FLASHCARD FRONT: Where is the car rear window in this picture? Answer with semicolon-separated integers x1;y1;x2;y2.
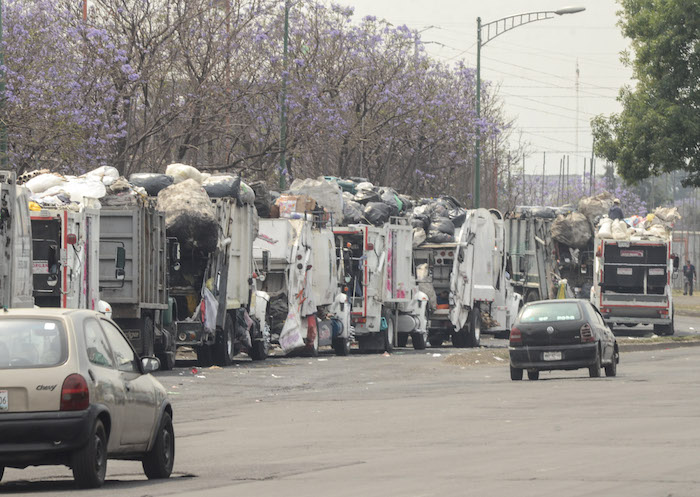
520;302;582;323
0;319;67;369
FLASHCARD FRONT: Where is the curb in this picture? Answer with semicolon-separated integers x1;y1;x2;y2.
619;340;700;353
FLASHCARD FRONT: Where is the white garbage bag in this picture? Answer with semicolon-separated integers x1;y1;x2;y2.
26;173;66;194
278;309;305;354
166;163;204;184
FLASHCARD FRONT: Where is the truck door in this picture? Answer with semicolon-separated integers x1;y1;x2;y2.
384;223;413;303
31;218;62;307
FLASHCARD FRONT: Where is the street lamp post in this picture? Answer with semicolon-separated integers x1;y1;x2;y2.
474;7;585;209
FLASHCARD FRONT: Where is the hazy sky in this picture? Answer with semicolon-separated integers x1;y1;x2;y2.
337;0;633;177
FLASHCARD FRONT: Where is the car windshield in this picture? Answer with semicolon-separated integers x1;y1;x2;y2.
520;302;582;323
0;318;67;369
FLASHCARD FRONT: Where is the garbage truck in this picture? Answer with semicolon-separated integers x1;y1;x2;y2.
591;233;677;335
415;208;521;347
169;197;270;366
253;212;353;356
0;171;33;309
333;218;428;352
30;198;115;313
98;196;177;369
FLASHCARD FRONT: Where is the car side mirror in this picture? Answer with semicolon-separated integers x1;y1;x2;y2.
141;356;160;374
115;247;126;281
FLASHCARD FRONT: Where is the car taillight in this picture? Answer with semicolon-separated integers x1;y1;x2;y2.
60;374;89;411
509;327;522;345
580;323;594;343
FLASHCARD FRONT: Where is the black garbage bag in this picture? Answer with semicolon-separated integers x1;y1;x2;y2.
409;213;430;230
363;202;393;226
448;208;467;228
426;230;455;243
249;180;272;218
343;200;364;225
380;188;402;216
129;173;174;196
354;188;381;205
429;216;455;236
440;195;462;210
398;195;413;212
427;202;450;220
202;175;241;199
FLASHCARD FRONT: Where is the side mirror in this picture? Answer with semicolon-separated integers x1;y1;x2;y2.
673;256;680;270
141;356;160;374
169;239;181;272
115;246;126;281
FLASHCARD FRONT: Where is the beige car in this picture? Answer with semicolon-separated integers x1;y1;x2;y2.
0;308;174;488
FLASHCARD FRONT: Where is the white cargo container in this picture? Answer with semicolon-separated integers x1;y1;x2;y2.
253;214;352;356
0;171;33;309
334;219;428;352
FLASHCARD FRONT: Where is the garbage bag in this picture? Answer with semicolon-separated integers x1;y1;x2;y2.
578;192;614;224
26;173;66;194
166;163;204;184
239;180;255;205
279;309;305;354
363;202;393;226
551;212;592;249
380;188;402;215
157;179;219;253
597;217;613;239
288;177;344;221
202;175;241;199
398;195;413;212
343;199;364;225
410;214;430;230
354;188;381;205
129;173;174;196
611;219;628;240
652;206;681;225
62;178;107;202
426;230;455;243
429;217;455;236
448;208;467;228
413;227;427;247
84;166;119;186
249;180;272;217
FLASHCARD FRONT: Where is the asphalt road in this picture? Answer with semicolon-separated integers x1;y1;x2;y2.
3;339;700;497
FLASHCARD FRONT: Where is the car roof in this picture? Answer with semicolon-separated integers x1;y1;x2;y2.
525;299;587;305
0;308;98;319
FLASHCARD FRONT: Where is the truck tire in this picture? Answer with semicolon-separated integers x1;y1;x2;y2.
468;311;481;348
524;290;540;303
158;350;176;371
429;337;443;348
195;344;213;367
214;313;236;367
382;312;395;353
142;314;155;357
333;337;351;356
653;314;674;336
249;340;268;361
397;333;408;347
452;330;468;348
411;332;426;350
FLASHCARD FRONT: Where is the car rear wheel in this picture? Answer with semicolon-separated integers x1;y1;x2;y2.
589;348;602;378
142;412;175;479
510;366;523;381
605;348;618;377
527;370;540;381
71;419;108;489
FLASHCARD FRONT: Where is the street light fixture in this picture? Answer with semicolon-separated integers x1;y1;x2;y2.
473;6;585;208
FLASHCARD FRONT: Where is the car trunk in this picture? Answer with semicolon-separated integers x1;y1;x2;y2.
518;320;583;347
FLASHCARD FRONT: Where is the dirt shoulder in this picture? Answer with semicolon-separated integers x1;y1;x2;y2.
672;292;700;317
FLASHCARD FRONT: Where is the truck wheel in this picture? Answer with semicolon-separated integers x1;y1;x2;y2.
382;315;395;353
158;350;176;371
195;344;213;367
333;337;351;356
429;337;443;348
249;341;268;361
524;290;540;303
71;419;108;488
214;314;235;366
142;315;155;357
397;333;408;347
468;311;481;348
411;332;426;350
452;331;468;348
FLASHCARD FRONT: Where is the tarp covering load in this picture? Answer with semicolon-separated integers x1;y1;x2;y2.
288;177;344;221
578;192;614;225
157;179;218;253
551;212;593;249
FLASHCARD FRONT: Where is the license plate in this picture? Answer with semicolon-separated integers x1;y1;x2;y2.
0;390;8;411
543;351;562;361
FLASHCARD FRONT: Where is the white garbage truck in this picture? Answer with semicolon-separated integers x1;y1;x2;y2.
448;209;522;346
98;196;177;368
170;198;270;365
591;233;676;335
333;218;428;352
253;213;353;356
0;171;33;309
29;198;115;313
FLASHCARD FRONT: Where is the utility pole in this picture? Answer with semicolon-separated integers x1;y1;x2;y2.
278;0;290;190
0;0;7;169
541;151;546;205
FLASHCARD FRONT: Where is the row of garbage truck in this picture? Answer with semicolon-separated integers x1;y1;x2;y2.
1;167;680;367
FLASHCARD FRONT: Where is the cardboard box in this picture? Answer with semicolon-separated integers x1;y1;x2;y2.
275;194;317;218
